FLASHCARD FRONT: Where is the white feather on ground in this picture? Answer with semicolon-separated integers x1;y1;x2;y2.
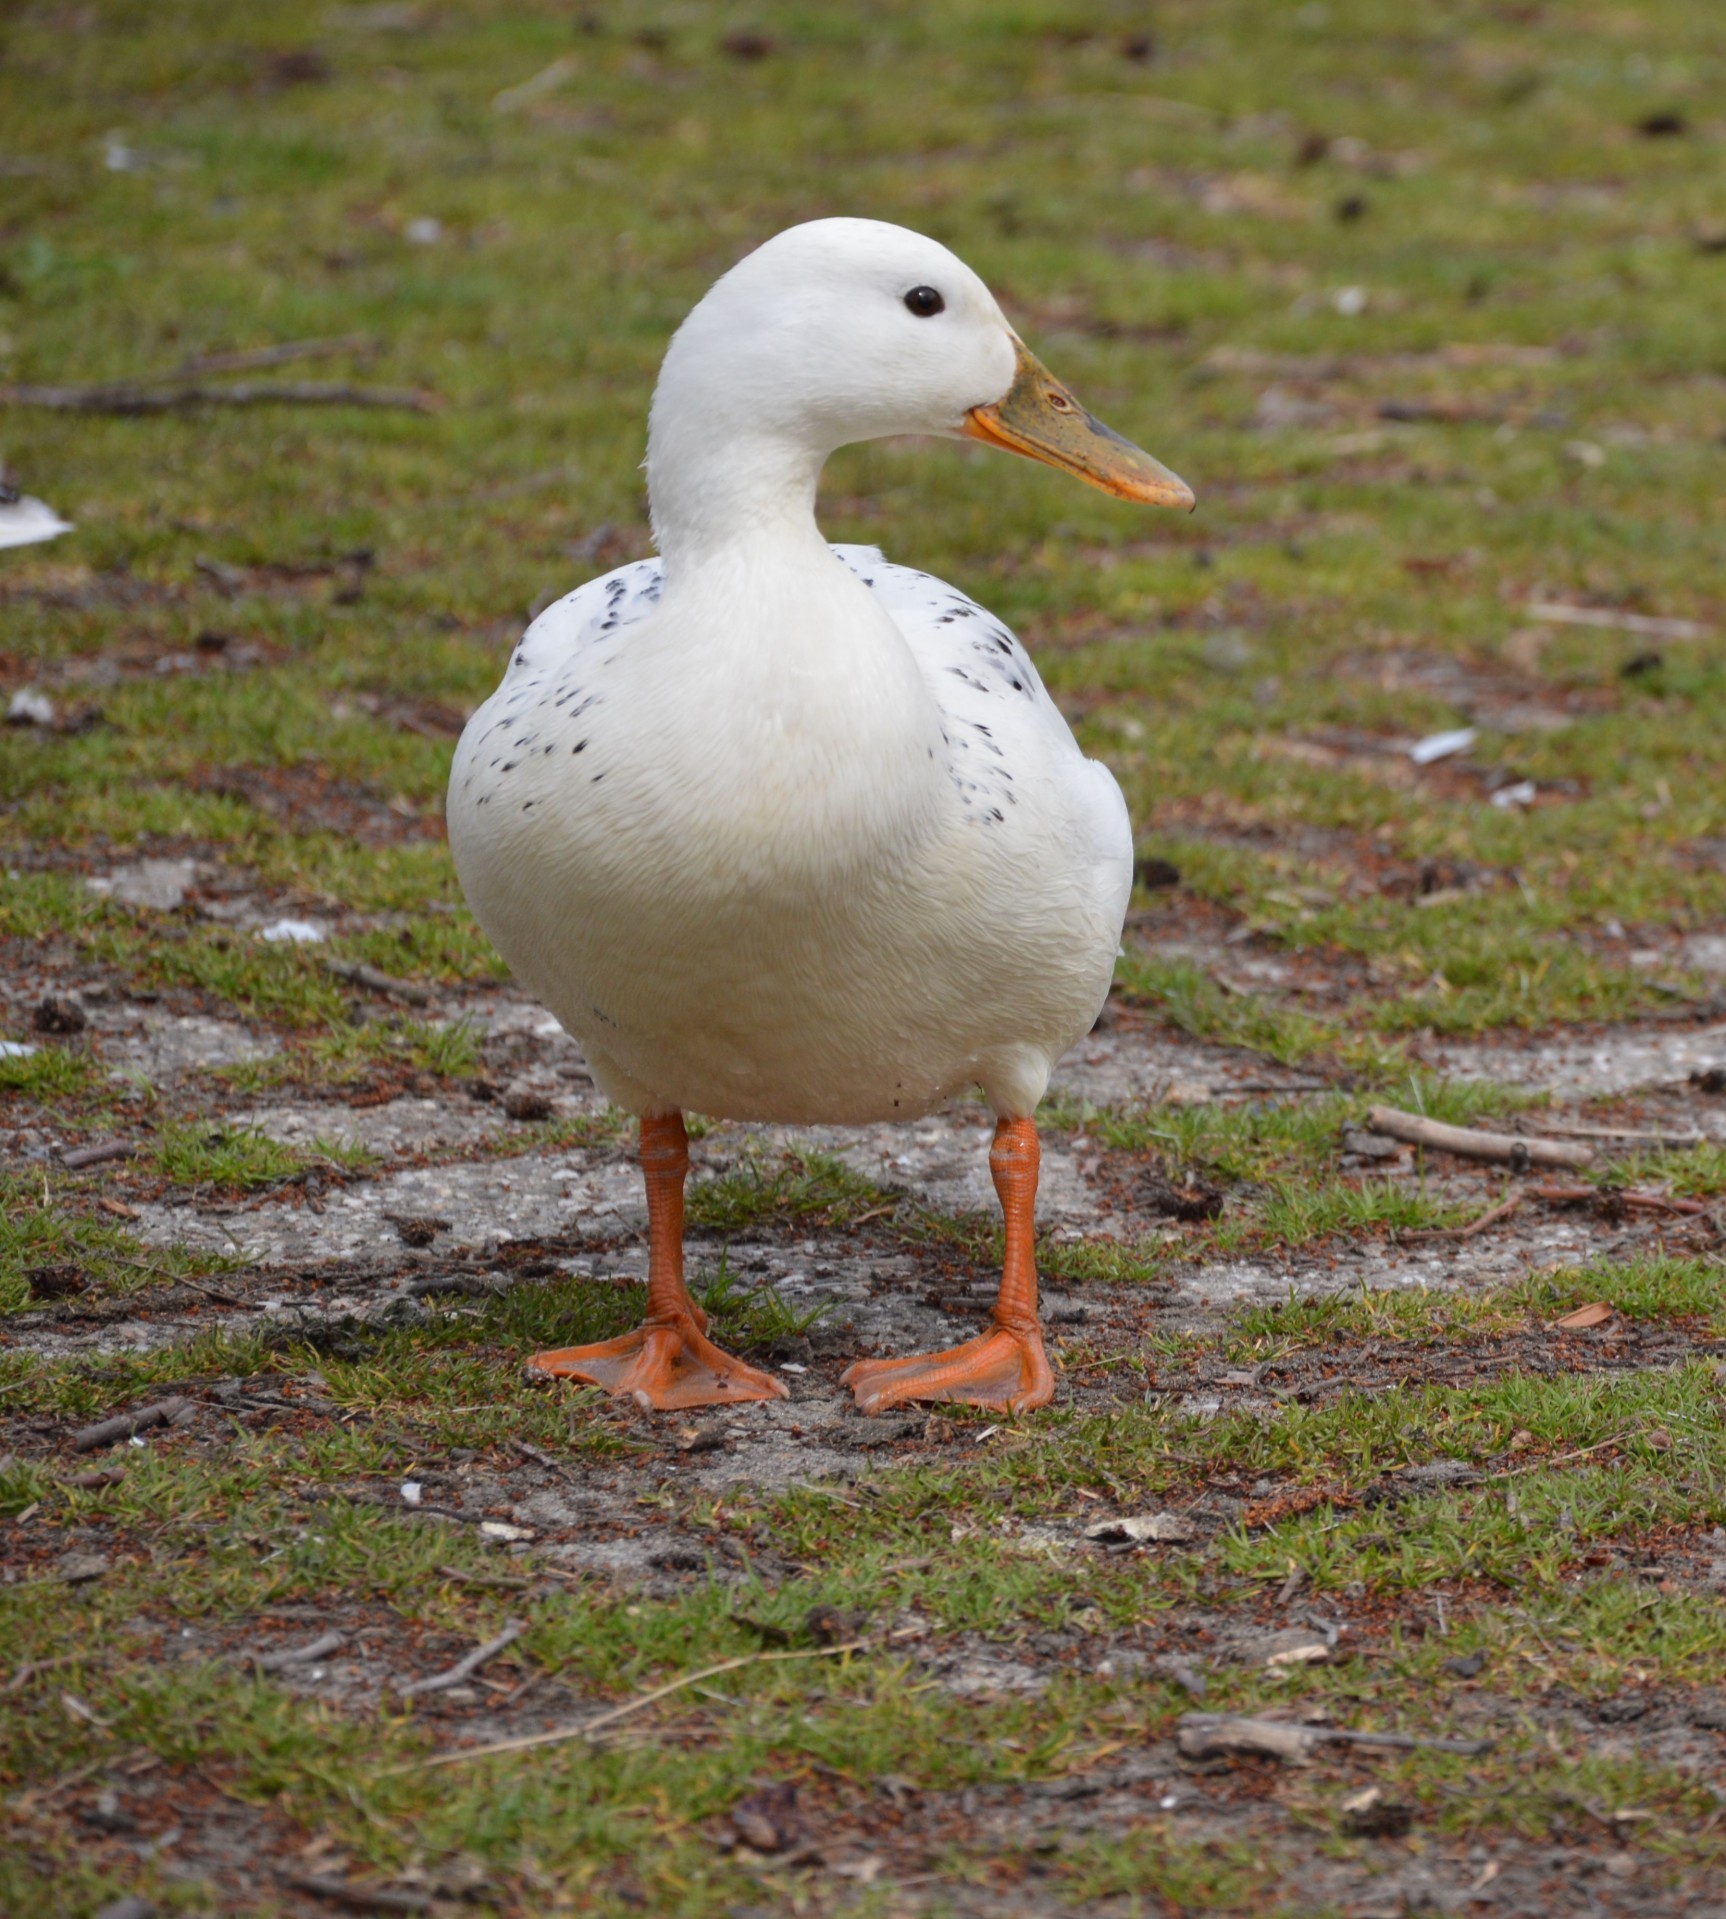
0;487;73;551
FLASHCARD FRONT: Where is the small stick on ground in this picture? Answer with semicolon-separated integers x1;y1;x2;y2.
252;1631;345;1674
323;957;435;1005
58;1140;136;1170
0;379;437;415
1488;1432;1635;1480
389;1630;919;1772
1525;600;1712;642
1367;1106;1593;1169
511;1438;566;1473
277;1873;432;1914
1326;1726;1494;1754
436;1563;532;1591
1532;1182;1708;1215
1538;1122;1707;1148
172;335;376;379
4;1653;84;1695
398;1621;525;1699
71;1396;193;1453
1178;1712;1492;1763
174;1272;248;1306
1405;1194;1522;1241
66;1466;125;1490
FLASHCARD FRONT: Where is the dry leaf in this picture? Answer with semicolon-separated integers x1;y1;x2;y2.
1552;1301;1612;1330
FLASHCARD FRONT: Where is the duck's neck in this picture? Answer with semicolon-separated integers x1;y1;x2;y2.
646;415;832;580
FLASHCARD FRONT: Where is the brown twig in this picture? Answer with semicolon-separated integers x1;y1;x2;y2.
252;1630;345;1674
435;1563;532;1591
1404;1193;1522;1241
0;380;436;415
1323;1725;1494;1755
58;1139;135;1170
323;957;434;1005
388;1631;915;1773
1487;1433;1636;1481
171;335;376;379
173;1272;248;1306
1532;1182;1707;1215
278;1874;432;1914
4;1653;83;1695
1525;601;1711;642
71;1396;193;1453
1537;1122;1707;1148
1178;1711;1492;1763
398;1621;525;1699
1366;1105;1593;1169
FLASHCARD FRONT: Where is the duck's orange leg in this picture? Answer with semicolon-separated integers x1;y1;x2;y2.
843;1117;1053;1415
527;1113;788;1412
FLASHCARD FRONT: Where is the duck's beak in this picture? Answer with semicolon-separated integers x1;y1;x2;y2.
961;337;1195;510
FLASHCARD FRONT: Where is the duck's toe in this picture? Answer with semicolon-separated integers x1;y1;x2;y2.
842;1322;1053;1415
529;1322;787;1412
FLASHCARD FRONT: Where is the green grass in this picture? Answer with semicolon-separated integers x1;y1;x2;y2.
7;0;1726;1909
1;0;1722;1048
0;1173;246;1315
0;1041;100;1102
1228;1253;1726;1354
686;1148;898;1236
147;1118;372;1190
9;1281;1726;1913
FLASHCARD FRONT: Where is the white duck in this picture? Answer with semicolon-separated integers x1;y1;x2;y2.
448;218;1192;1415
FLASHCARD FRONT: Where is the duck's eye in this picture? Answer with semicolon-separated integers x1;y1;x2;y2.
903;285;945;318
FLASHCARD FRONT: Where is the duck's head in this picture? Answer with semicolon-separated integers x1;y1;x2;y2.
647;218;1192;556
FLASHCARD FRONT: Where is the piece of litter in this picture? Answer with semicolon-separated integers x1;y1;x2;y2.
0;1039;39;1059
1178;1713;1320;1764
252;1629;345;1673
1084;1511;1196;1545
1178;1712;1490;1765
480;1520;534;1543
1551;1301;1613;1330
6;687;56;726
405;216;443;244
400;1481;423;1507
87;858;197;911
1340;1786;1413;1838
1235;1628;1333;1668
257;918;325;944
492;54;581;113
778;1362;807;1374
1409;727;1476;765
1332;285;1368;316
1159;1794;1180;1810
1490;780;1537;810
0;491;73;552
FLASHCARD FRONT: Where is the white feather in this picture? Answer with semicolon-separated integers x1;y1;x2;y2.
0;492;72;552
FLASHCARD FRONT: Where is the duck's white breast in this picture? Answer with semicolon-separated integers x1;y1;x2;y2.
448;546;1130;1122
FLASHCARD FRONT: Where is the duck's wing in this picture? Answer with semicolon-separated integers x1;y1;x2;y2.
502;557;666;681
831;542;1131;868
